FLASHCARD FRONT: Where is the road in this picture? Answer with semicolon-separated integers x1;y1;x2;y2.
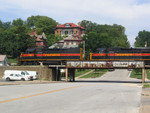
0;69;142;113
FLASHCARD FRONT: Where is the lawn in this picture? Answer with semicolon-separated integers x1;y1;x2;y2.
130;69;142;79
143;83;150;88
75;69;92;77
130;69;150;80
146;69;150;79
81;69;108;78
8;57;17;64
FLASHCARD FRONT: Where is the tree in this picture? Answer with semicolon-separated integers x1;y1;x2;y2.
27;15;57;35
134;30;150;47
0;20;3;32
0;18;35;58
12;18;24;26
47;34;64;47
80;20;130;53
80;20;97;33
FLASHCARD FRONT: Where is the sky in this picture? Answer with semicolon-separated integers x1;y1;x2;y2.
0;0;150;47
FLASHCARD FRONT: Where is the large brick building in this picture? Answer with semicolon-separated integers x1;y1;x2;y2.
50;23;85;48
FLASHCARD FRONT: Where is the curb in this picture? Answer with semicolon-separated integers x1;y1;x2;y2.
0;80;66;86
140;88;150;113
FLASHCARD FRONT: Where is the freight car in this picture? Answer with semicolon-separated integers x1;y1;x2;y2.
19;48;83;65
90;47;150;64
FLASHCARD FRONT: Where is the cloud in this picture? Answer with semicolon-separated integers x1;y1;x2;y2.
1;0;150;46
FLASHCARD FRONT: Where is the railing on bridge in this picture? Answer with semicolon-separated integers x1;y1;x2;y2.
66;61;144;69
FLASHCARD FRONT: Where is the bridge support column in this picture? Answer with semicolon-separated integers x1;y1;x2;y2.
68;69;75;82
65;68;68;82
69;71;72;82
73;69;75;82
65;68;75;82
142;62;145;83
56;66;61;81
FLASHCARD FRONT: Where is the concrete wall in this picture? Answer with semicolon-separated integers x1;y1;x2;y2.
0;66;54;81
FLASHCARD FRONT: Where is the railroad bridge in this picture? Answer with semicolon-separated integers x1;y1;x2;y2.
48;60;148;83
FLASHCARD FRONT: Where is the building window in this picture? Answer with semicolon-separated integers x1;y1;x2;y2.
65;24;71;27
65;31;68;35
70;31;72;35
41;42;43;45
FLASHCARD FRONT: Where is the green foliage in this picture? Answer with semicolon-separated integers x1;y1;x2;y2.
12;18;24;26
80;20;130;53
47;34;64;47
0;16;58;59
130;69;142;79
8;57;17;63
81;69;107;78
143;83;150;88
75;69;92;77
0;17;131;60
27;15;57;35
81;72;104;78
146;69;150;79
134;30;150;47
0;18;35;58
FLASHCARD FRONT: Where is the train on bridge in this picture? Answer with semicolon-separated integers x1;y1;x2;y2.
18;47;150;65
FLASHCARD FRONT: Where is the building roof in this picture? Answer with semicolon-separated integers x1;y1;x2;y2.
35;32;47;40
29;29;47;40
0;55;6;62
56;23;85;30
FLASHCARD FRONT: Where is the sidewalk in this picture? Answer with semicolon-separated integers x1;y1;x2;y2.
140;88;150;113
0;80;65;86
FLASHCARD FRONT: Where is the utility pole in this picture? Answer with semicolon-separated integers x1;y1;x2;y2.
83;40;85;58
145;41;147;47
39;62;43;83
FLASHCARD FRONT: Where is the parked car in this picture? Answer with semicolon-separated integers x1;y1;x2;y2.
128;69;133;71
108;69;115;71
27;71;38;80
4;70;33;80
2;73;31;81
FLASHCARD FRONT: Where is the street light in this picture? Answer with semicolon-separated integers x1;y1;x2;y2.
16;34;19;57
83;37;87;59
145;41;147;47
83;40;85;58
39;62;43;83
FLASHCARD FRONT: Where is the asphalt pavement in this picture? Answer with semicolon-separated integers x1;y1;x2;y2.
0;69;143;113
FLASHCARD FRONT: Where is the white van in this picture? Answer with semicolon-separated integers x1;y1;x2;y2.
27;71;38;80
4;70;33;80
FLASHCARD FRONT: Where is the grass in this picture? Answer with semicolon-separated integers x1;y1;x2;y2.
75;69;92;77
130;69;142;79
146;69;150;79
8;57;17;64
81;69;108;78
143;83;150;88
130;69;150;80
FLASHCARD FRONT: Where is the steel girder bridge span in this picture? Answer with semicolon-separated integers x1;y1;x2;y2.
49;60;148;83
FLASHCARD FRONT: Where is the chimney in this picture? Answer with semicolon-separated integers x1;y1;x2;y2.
78;22;81;26
32;28;35;33
56;22;59;26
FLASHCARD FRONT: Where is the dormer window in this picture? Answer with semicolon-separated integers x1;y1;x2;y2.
65;24;71;27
